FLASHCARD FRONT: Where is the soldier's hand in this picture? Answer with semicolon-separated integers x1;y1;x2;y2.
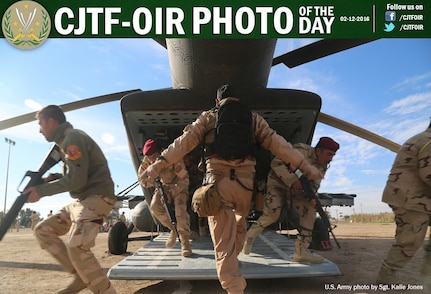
148;159;169;178
138;170;150;184
24;187;41;203
292;180;303;191
43;173;58;183
309;199;317;208
300;161;322;180
140;157;151;170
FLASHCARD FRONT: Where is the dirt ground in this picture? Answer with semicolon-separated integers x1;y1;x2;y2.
0;222;429;294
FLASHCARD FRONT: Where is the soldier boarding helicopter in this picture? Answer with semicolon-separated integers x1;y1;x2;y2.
1;38;406;281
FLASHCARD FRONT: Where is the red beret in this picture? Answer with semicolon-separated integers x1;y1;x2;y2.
316;137;340;152
143;139;160;156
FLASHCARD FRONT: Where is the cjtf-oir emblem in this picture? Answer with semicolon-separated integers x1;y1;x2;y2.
2;0;51;49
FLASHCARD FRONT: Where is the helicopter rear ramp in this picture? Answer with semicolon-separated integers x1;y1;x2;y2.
107;230;341;280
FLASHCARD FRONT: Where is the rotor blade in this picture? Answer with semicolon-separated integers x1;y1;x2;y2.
0;89;141;131
153;38;167;48
272;39;377;68
318;112;400;153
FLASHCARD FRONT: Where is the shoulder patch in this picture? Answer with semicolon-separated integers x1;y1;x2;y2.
65;145;82;160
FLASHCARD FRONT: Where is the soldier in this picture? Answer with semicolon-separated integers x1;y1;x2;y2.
243;137;339;263
138;139;192;257
376;119;431;288
140;85;321;294
24;105;117;294
119;211;126;222
31;211;39;230
9;219;16;233
15;217;20;232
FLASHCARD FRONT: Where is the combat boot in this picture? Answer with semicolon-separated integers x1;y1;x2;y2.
166;230;177;248
376;264;397;284
293;237;324;264
181;237;192;257
56;274;87;294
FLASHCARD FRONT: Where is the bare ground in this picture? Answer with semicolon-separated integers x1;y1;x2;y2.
0;222;428;294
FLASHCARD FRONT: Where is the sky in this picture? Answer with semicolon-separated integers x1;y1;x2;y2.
0;38;430;221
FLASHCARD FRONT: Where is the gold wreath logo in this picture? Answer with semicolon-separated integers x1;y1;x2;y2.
2;0;51;49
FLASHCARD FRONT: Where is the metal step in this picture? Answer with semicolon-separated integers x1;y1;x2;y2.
108;230;341;280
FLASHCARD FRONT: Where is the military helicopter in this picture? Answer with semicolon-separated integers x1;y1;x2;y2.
0;38;400;281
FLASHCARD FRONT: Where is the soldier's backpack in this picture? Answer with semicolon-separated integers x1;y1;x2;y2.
207;100;255;160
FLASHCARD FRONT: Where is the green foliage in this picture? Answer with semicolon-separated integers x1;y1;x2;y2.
349;212;394;223
18;208;40;228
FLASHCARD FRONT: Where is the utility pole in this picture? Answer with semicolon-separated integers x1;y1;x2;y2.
3;137;16;220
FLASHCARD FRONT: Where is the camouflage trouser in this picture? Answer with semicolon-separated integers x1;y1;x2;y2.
423;236;431;292
150;186;191;240
248;176;316;247
34;195;115;293
382;207;429;271
207;171;253;294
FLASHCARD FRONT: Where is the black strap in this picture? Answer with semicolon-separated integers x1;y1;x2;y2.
229;169;254;192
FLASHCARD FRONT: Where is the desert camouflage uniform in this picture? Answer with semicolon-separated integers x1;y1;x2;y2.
119;213;126;222
377;126;431;286
245;144;327;261
141;158;192;252
34;122;116;293
423;233;431;292
31;212;40;230
184;153;206;235
143;97;314;294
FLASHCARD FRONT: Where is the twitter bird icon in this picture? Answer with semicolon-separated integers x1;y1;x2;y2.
384;23;395;32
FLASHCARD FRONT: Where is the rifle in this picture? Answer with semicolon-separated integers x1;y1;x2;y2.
0;144;62;241
154;178;180;243
293;169;341;249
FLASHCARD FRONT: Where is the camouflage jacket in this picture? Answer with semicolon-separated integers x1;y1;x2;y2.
270;143;327;195
35;122;115;201
139;157;190;195
382;127;431;214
